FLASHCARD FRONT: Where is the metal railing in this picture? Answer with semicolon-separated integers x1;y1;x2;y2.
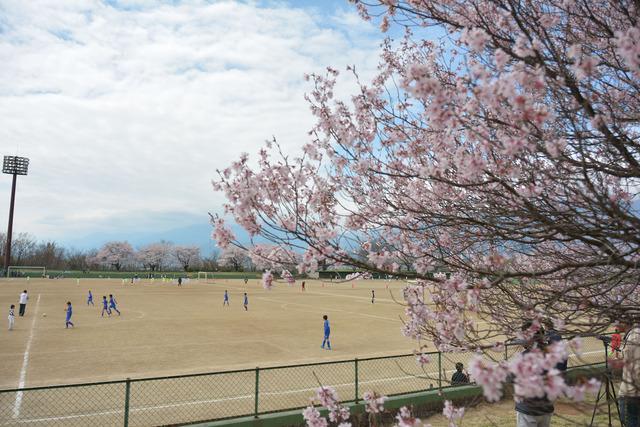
0;336;608;426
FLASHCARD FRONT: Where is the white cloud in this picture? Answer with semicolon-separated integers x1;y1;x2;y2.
0;0;381;243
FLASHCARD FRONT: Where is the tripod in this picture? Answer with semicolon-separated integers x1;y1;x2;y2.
590;340;622;426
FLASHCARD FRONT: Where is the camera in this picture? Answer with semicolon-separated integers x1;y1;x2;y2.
597;335;612;344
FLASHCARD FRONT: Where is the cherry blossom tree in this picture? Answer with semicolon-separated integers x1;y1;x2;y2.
249;244;302;272
137;242;172;271
219;246;251;271
93;241;134;271
214;0;640;417
173;245;201;272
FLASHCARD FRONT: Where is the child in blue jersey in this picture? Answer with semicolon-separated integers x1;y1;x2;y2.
87;290;94;306
243;293;248;311
101;296;111;317
321;315;331;350
65;302;74;328
109;294;121;316
223;290;230;306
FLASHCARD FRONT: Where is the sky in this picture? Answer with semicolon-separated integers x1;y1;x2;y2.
0;0;386;253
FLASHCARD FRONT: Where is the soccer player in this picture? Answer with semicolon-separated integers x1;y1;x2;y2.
178;277;182;286
18;290;28;316
321;315;331;350
8;304;15;331
244;277;248;285
223;290;230;306
109;294;121;316
87;290;94;306
301;281;306;292
371;290;375;304
101;296;111;317
243;293;248;311
65;302;74;328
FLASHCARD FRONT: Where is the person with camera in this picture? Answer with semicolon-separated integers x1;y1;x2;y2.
619;321;640;427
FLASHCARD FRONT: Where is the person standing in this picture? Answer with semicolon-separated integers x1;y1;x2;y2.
18;290;28;316
65;302;74;328
619;322;640;427
515;322;554;427
371;290;375;304
612;328;623;359
8;305;15;331
243;293;248;311
223;290;230;306
301;281;306;292
178;277;182;286
321;315;331;350
87;290;94;306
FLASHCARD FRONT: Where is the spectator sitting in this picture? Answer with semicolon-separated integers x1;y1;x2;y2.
451;362;470;386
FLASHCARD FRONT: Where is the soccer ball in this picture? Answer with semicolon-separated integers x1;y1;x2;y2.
42;313;46;317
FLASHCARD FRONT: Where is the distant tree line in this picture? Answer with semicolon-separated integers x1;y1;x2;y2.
0;233;299;273
0;233;222;272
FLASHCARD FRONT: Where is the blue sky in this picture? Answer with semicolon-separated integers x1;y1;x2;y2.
0;0;388;253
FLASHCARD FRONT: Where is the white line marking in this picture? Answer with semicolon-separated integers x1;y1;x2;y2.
13;294;40;419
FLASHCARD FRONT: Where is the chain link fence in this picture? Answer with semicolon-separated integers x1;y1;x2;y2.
0;335;608;426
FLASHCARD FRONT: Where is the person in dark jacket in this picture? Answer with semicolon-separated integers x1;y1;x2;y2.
451;362;470;386
515;321;554;427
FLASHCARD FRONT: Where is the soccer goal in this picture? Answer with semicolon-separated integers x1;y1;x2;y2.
196;271;214;283
7;266;47;278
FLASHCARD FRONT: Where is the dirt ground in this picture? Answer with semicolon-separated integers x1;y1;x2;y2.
0;277;607;426
0;277;419;387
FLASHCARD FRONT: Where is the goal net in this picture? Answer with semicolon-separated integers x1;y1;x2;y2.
7;266;47;278
196;271;214;283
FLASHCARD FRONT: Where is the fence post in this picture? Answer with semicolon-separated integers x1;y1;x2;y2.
254;367;260;418
124;378;131;427
354;358;359;403
438;352;442;389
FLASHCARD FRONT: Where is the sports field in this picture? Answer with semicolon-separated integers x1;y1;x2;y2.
0;277;416;389
0;278;606;426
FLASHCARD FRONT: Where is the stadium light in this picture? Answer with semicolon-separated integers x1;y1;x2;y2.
3;156;29;277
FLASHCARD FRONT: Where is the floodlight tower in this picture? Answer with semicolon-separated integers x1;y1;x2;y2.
3;156;29;277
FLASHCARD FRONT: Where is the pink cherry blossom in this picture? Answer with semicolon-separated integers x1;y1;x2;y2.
442;400;465;427
262;270;274;290
363;391;387;413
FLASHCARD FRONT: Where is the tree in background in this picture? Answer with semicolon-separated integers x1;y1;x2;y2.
218;246;251;272
214;0;640;414
31;241;66;269
173;245;201;272
137;242;172;271
92;241;134;271
200;248;220;271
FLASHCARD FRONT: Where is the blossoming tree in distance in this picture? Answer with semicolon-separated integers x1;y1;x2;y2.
213;0;640;422
93;241;134;271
